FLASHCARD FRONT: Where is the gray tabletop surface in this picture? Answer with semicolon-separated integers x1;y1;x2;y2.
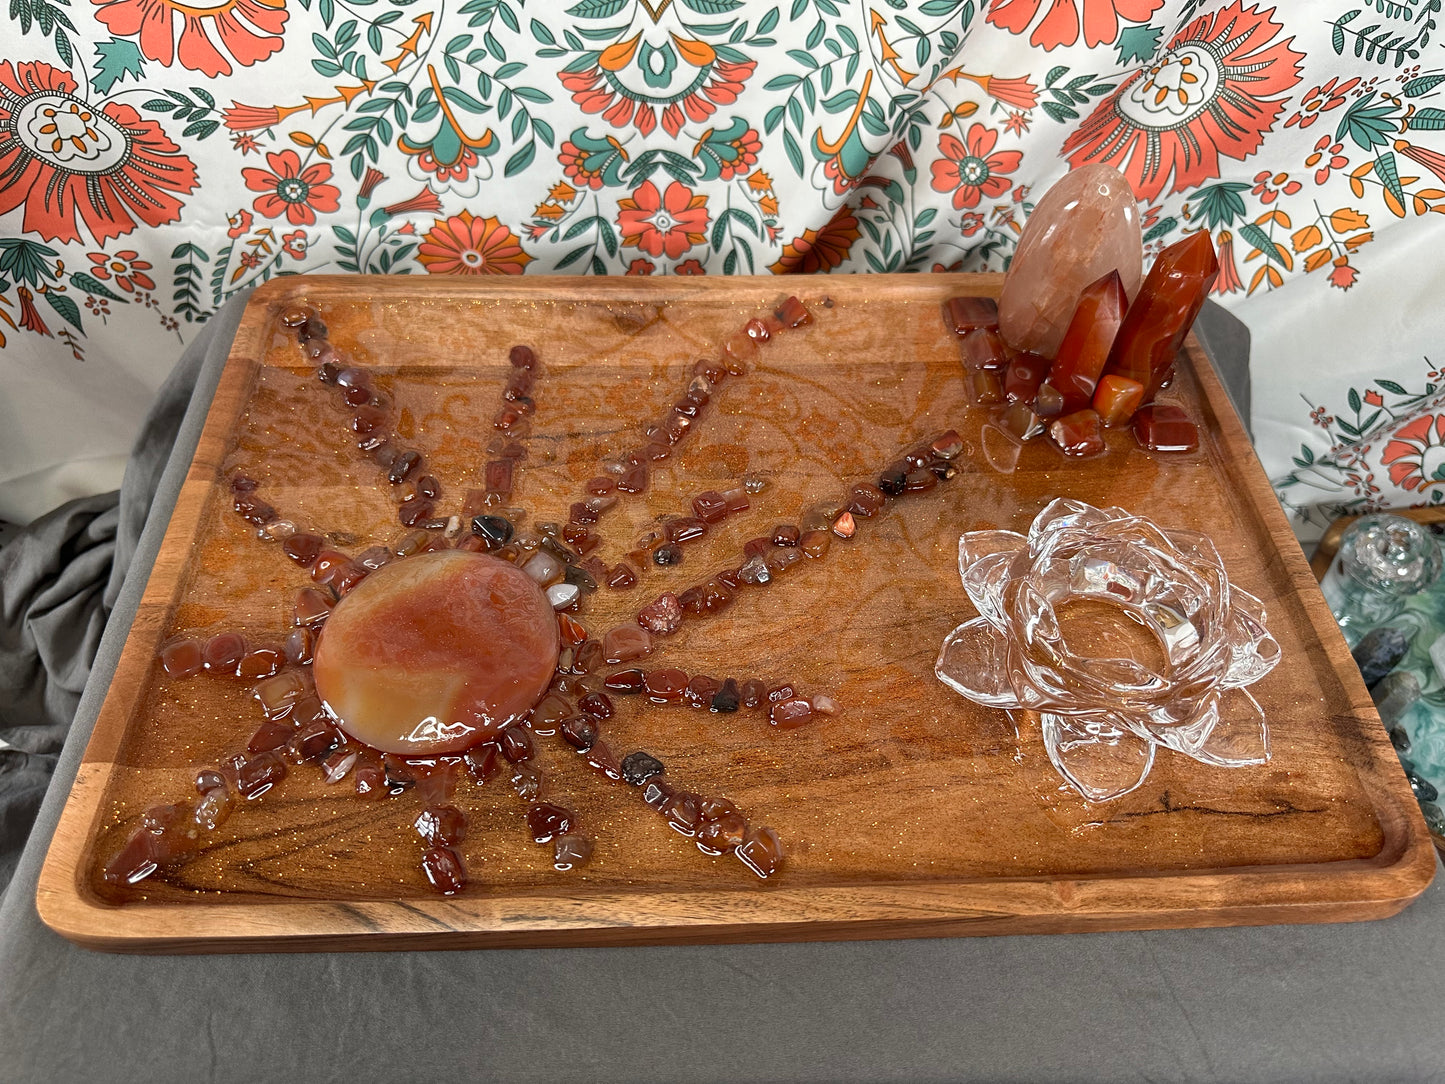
2;296;1441;1084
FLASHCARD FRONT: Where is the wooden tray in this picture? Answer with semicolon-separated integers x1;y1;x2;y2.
37;274;1436;953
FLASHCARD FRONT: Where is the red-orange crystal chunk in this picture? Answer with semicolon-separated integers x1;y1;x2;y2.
1104;231;1219;400
958;328;1009;371
1003;350;1050;405
1040;270;1126;415
1092;374;1145;427
944;296;999;336
1048;409;1106;457
1132;404;1200;452
312;550;560;754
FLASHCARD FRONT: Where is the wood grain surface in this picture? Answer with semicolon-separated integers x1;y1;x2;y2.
36;274;1436;953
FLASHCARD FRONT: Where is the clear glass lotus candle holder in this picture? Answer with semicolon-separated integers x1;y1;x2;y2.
935;499;1281;801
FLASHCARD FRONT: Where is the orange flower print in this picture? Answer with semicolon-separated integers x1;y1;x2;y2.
1328;256;1358;291
92;0;287;78
87;250;155;293
1382;414;1445;491
1284;77;1360;129
242;150;341;226
1364;390;1385;407
0;61;198;244
1063;2;1304;200
987;0;1164;50
769;208;862;274
282;230;307;259
626;258;655;275
1212;231;1244;294
929;124;1022;210
1251;170;1301;204
1306;136;1348;184
674;258;706;275
226;209;253;238
416;211;534;275
617;180;709;260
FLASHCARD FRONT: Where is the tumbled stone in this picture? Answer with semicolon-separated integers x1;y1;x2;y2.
553;834;593;870
603;625;653;664
769;697;814;728
944;296;999;336
1049;409;1107;457
998;164;1142;359
738;555;771;585
1132;404;1199;453
1001;402;1046;441
527;802;574;843
159;639;203;679
711;678;741;713
620;751;665;786
644;668;689;703
603;668;647;693
1352;627;1412;690
638;592;684;635
959;328;1009;371
736;825;785;878
698;811;749;854
202;631;246;675
799;530;831;558
1092;374;1146;427
740;679;767;709
692;490;729;523
546;582;581;610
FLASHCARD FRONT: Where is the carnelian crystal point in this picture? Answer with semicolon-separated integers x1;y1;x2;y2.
1040;270;1126;415
312;551;560;755
1104;231;1218;400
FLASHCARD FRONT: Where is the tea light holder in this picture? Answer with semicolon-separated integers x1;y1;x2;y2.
936;499;1281;801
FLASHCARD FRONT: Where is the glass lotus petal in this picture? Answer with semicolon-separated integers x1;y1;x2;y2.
936;499;1280;801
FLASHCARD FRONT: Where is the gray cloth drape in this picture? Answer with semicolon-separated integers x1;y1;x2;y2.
0;294;243;893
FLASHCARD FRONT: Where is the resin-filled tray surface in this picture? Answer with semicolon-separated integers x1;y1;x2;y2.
38;274;1435;952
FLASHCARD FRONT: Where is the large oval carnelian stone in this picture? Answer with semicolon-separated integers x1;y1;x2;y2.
313;551;559;754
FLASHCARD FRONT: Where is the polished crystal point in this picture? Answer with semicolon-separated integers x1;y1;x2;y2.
1040;270;1126;415
997;165;1142;359
1103;230;1219;400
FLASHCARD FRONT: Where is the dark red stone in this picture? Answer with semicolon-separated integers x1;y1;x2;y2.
527;802;574;843
944;295;999;335
159;639;203;679
421;846;466;895
604;669;646;693
617;465;649;494
282;532;324;567
1048;409;1107;457
578;691;614;720
644;669;688;703
464;743;502;783
691;490;728;523
501;725;535;763
414;805;466;846
775;296;812;327
202;632;246;675
736;826;785;878
1132;403;1200;452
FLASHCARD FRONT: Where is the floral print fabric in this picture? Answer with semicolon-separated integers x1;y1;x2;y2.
2;0;1443;534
